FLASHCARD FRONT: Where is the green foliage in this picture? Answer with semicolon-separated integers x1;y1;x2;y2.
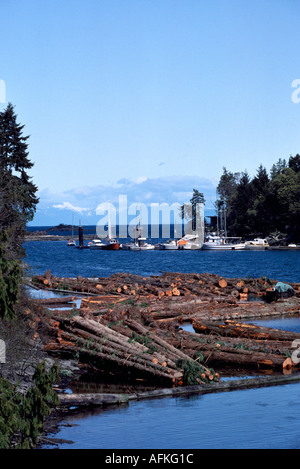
0;362;59;449
216;155;300;241
0;103;39;319
176;359;213;386
180;188;205;231
0;232;22;319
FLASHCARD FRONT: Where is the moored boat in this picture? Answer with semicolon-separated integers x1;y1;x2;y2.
88;239;105;249
203;234;245;250
178;234;202;250
159;239;178;250
125;237;155;251
245;238;269;249
102;238;120;250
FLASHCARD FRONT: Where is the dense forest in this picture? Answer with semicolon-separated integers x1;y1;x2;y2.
215;155;300;243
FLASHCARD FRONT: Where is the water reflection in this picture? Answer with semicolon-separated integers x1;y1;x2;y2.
44;381;300;449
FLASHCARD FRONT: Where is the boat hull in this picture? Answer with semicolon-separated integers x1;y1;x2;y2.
159;243;178;250
203;243;245;250
160;246;178;250
103;243;120;250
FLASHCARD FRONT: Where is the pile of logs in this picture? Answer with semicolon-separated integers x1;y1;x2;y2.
28;270;300;382
177;319;300;373
31;270;300;304
35;308;218;386
30;270;279;298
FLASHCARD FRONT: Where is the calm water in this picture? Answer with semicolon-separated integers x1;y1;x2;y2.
44;383;300;449
24;239;300;282
23;240;300;449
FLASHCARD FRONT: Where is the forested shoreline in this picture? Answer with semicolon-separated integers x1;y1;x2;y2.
215;156;300;243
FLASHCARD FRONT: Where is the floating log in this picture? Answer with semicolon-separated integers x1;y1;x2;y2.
59;392;129;407
192;319;300;342
35;296;77;306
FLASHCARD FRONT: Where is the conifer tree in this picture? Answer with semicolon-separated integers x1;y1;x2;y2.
0;103;39;318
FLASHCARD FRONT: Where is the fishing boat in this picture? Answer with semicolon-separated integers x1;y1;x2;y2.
102;238;120;250
202;234;245;250
88;237;120;250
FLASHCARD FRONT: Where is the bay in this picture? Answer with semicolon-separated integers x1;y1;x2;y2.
23;239;300;449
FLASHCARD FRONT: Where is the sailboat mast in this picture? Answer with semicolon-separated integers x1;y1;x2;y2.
108;204;112;239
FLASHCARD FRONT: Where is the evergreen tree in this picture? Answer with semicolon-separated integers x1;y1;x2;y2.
230;171;254;237
215;157;300;242
0;103;39;318
289;154;300;173
179;189;205;233
216;167;240;208
248;165;273;236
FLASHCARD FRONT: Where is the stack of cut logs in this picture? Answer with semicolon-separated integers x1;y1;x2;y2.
28;270;300;381
31;270;300;301
32;307;217;386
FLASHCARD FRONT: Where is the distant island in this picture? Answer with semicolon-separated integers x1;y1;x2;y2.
47;224;77;232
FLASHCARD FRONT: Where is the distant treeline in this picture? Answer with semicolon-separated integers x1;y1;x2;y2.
216;154;300;242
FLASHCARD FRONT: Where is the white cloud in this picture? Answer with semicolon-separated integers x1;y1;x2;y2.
30;175;217;225
53;201;91;214
135;176;148;184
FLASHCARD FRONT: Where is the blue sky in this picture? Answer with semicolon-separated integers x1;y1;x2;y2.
1;0;300;225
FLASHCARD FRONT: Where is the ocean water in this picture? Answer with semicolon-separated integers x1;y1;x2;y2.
24;239;300;283
23;239;300;449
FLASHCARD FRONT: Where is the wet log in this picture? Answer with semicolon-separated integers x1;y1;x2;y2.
170;331;290;371
35;296;77;305
200;348;285;369
192;319;300;341
59;392;129;407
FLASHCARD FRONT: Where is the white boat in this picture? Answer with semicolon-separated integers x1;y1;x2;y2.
203;234;245;250
89;207;120;250
125;237;155;251
245;238;269;249
159;239;178;250
178;234;203;250
122;220;155;250
88;239;105;249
